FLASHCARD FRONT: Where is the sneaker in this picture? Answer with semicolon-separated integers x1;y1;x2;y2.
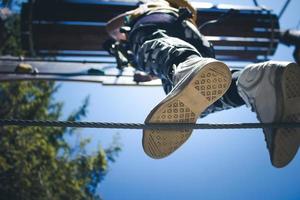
143;57;232;159
237;61;300;168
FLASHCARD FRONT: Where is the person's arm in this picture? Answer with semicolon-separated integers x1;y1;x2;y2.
106;1;173;41
166;0;197;22
106;12;129;41
106;6;146;41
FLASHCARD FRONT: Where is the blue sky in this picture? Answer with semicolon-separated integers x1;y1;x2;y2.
54;0;300;199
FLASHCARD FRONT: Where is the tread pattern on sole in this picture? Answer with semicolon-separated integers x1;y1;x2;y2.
286;65;300;99
146;99;195;158
272;65;300;167
144;64;231;159
151;100;196;123
147;130;191;158
194;69;229;102
274;125;300;167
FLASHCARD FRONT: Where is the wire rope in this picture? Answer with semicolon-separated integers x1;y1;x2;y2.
1;119;300;130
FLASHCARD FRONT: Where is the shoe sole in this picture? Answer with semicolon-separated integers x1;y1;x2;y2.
271;63;300;167
143;60;231;159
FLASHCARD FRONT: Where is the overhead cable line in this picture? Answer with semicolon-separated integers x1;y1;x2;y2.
278;0;291;19
296;18;300;29
253;0;259;7
198;9;237;31
1;119;300;130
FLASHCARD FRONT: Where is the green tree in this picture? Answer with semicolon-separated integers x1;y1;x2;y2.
0;81;121;200
0;2;121;198
0;13;23;56
0;0;24;55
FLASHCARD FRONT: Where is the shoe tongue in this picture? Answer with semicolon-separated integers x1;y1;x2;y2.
173;65;194;85
172;55;202;86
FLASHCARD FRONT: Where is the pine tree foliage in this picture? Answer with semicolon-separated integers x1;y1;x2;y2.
0;1;121;198
0;81;121;200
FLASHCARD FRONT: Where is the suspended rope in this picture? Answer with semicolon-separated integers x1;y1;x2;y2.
278;0;291;19
296;18;300;29
198;9;238;31
1;119;300;130
252;0;259;7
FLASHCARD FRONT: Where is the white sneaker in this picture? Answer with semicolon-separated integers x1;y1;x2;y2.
237;61;300;168
143;57;231;159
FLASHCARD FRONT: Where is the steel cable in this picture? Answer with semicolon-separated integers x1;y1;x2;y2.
1;119;300;130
